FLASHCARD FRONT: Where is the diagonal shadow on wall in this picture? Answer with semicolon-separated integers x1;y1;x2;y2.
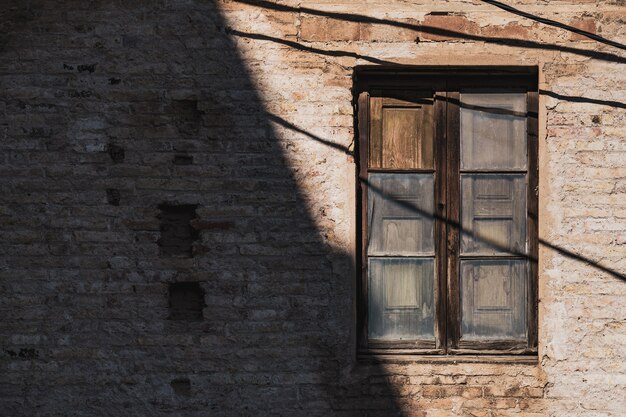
265;107;626;283
480;0;626;51
232;0;626;64
0;0;407;416
230;28;626;110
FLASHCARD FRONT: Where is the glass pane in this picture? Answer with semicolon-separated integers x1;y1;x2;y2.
460;93;527;170
461;174;526;255
368;258;435;340
460;259;527;340
367;173;435;256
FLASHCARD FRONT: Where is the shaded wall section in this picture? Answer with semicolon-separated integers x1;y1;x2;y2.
0;0;403;415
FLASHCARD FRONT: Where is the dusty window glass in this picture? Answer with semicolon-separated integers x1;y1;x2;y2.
367;173;435;340
460;93;527;170
460;259;527;340
368;258;435;340
460;174;526;256
367;174;434;256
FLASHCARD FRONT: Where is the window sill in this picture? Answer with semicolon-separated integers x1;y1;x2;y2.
357;352;538;365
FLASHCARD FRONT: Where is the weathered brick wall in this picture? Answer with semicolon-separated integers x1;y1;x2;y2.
1;1;624;416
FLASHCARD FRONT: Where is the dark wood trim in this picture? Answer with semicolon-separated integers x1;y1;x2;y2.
368;254;436;258
359;349;444;356
456;339;530;351
356;66;538;76
449;348;537;355
446;91;461;350
357;92;370;351
371;88;436;97
369;97;382;169
360;78;445;93
367;168;436;174
358;354;538;364
381;96;432;107
355;67;538;93
459;170;528;175
359;77;535;92
449;76;536;91
434;91;448;351
367;339;436;349
458;255;528;261
527;91;539;350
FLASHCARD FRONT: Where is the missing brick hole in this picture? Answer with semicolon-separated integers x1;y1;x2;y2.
173;154;193;165
170;378;191;396
169;282;205;321
107;144;125;163
157;204;199;257
106;189;121;206
171;99;203;121
77;63;97;73
171;99;203;136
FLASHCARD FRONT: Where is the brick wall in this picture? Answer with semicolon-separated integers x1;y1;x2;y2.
1;1;625;416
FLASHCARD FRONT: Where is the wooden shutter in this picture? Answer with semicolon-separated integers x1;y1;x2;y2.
369;92;434;170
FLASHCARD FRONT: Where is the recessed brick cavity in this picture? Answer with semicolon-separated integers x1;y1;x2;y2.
107;144;125;163
170;378;191;396
157;204;198;257
173;154;193;165
106;188;120;206
168;282;204;321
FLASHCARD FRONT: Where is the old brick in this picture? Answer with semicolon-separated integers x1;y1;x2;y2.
481;22;531;39
421;14;480;41
300;16;360;42
569;17;596;41
359;19;420;42
422;385;483;399
189;219;235;230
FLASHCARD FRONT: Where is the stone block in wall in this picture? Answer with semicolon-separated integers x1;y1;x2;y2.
421;14;480;41
300;16;360;42
568;17;596;41
359;19;420;42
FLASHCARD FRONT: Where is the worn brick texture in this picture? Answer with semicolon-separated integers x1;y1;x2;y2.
1;0;625;416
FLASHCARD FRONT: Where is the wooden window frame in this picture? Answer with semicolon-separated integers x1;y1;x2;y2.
355;67;538;357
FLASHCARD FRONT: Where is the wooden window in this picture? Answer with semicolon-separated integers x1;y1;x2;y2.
356;68;538;356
